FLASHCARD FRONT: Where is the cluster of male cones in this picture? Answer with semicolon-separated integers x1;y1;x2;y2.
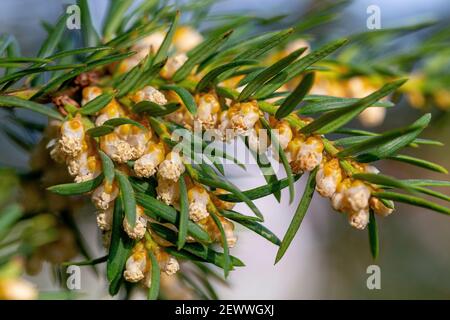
0;1;448;299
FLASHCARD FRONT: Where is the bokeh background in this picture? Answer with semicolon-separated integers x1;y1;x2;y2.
0;0;449;299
